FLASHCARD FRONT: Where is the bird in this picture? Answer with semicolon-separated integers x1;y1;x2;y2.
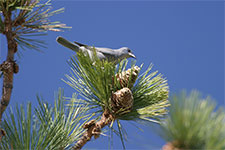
56;36;136;63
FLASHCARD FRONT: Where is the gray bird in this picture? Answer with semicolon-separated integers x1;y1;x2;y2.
56;36;136;63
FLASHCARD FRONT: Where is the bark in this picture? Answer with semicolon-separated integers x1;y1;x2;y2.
0;8;18;139
72;109;114;150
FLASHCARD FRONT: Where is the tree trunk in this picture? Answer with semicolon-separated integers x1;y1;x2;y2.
0;9;18;140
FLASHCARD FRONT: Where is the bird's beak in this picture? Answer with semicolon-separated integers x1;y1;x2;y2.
128;52;136;59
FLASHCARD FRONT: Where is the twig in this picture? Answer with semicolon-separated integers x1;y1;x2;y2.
72;109;114;150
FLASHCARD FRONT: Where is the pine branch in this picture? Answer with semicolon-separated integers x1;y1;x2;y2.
161;90;225;149
0;89;90;149
65;52;170;149
0;0;69;140
0;4;18;140
73;109;114;150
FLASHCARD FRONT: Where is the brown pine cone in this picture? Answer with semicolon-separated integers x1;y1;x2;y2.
111;87;133;115
115;66;140;89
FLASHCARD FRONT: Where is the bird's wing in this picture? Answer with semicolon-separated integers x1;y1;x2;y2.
73;41;117;56
74;41;102;53
94;47;117;59
74;41;88;47
57;36;80;52
95;47;114;53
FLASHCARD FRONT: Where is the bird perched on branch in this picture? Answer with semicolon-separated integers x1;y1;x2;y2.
56;36;136;63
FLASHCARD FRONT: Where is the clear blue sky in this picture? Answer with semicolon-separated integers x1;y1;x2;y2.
0;1;224;149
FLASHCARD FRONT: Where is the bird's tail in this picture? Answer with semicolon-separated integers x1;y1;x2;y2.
56;36;80;52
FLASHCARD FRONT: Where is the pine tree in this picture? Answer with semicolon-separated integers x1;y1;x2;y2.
2;1;223;150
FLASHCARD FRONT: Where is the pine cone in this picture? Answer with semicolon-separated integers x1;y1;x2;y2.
111;87;133;115
115;66;140;89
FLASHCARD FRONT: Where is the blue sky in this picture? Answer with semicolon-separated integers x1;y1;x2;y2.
0;1;224;149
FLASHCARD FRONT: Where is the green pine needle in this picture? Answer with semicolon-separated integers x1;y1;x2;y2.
161;90;225;149
0;0;71;51
65;52;169;123
65;52;118;114
120;64;169;122
64;50;169;149
0;89;89;150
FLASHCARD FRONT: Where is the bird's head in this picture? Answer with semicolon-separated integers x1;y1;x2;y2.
119;47;136;59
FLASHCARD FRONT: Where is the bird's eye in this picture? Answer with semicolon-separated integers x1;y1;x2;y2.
128;49;131;52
